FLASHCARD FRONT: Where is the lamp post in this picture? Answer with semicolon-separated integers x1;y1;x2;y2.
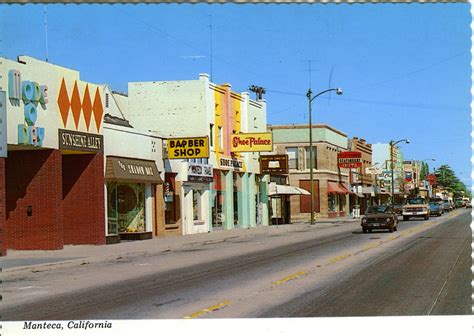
390;139;410;205
307;87;343;225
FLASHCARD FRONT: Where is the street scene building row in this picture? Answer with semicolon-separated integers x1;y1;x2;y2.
0;56;446;254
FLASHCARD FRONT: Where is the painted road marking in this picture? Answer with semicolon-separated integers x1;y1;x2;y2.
183;300;231;319
272;271;307;286
326;253;351;265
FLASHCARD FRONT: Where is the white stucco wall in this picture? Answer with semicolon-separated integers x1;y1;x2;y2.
103;124;164;174
127;77;209;137
0;56;104;150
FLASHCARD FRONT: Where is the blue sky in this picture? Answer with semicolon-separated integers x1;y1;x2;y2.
1;4;471;184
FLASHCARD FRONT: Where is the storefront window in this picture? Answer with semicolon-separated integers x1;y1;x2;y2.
193;190;202;221
328;194;337;213
108;183;146;233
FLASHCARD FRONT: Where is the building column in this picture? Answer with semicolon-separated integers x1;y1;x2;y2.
222;170;234;230
0;158;5;256
240;173;250;228
260;175;269;226
248;173;257;228
208;182;214;232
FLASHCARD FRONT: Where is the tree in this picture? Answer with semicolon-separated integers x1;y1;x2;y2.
434;165;469;197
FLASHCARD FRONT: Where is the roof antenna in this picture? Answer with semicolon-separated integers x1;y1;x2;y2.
43;5;49;62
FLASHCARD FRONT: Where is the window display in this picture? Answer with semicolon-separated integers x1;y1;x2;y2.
107;182;146;234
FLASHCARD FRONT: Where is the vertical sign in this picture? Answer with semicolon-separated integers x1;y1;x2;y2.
0;91;7;157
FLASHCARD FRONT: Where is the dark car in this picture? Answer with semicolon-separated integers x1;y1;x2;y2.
442;199;453;212
393;204;403;215
361;205;398;233
429;201;443;216
454;200;464;208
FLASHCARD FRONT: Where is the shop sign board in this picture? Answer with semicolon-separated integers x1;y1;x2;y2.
106;156;162;183
260;154;288;175
405;171;413;181
230;132;273;152
188;163;213;182
338;151;362;168
8;69;47;147
59;129;103;153
219;156;244;172
0;92;7;157
365;166;382;175
167;136;209;159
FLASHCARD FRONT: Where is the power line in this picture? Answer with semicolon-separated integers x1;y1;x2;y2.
352;49;470;91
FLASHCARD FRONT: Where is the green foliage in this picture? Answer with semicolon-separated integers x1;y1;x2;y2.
434;165;468;197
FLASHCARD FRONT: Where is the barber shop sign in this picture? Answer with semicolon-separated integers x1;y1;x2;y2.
8;69;47;147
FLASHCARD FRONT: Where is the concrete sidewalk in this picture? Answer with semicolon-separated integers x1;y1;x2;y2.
1;217;359;273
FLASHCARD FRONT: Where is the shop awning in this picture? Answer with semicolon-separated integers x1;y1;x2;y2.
269;183;311;196
328;181;351;195
106;156;163;184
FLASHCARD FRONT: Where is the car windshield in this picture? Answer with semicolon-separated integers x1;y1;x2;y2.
406;198;425;205
429;202;439;206
443;200;450;204
366;206;390;214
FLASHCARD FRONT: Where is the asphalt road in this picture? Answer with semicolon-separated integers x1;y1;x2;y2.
2;210;471;320
260;210;472;317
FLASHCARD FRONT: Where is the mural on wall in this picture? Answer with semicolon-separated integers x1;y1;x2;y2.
8;69;47;147
57;78;103;133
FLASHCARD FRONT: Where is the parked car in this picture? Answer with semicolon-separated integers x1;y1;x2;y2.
465;201;472;208
403;197;430;221
454;200;465;208
393;203;403;215
442;199;453;212
361;205;398;233
429;201;443;216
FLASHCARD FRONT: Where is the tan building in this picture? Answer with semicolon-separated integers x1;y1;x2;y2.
348;137;375;214
268;124;351;220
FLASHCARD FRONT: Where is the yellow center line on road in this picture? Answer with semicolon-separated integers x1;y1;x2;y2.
326;253;351;265
272;271;307;286
183;300;232;319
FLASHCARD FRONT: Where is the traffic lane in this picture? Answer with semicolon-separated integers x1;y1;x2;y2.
0;227;370;320
259;211;471;317
2;211;466;320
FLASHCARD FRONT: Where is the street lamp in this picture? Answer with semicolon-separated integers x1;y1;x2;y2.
307;87;343;225
389;139;410;205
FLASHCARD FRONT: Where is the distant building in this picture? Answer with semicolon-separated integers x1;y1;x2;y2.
268;124;350;219
372;143;406;202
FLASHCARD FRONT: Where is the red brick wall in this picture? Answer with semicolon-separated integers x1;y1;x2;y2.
5;150;63;250
62;153;105;245
0;158;6;256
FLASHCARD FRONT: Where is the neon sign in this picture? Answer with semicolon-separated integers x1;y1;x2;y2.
8;69;47;147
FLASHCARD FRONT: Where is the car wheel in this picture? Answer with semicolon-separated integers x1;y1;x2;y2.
389;227;394;233
424;215;429;220
394;225;398;232
368;229;372;233
403;216;409;221
362;228;367;233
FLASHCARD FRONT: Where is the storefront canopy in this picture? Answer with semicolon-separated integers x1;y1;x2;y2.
269;183;310;196
328;181;352;195
105;156;163;184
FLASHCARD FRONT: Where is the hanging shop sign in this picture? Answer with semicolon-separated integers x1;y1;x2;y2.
219;155;245;172
337;151;362;168
188;163;213;182
260;154;288;175
105;156;162;184
8;69;47;147
405;172;413;182
365;166;382;175
0;92;7;157
59;129;103;153
167;136;209;159
230;132;273;152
